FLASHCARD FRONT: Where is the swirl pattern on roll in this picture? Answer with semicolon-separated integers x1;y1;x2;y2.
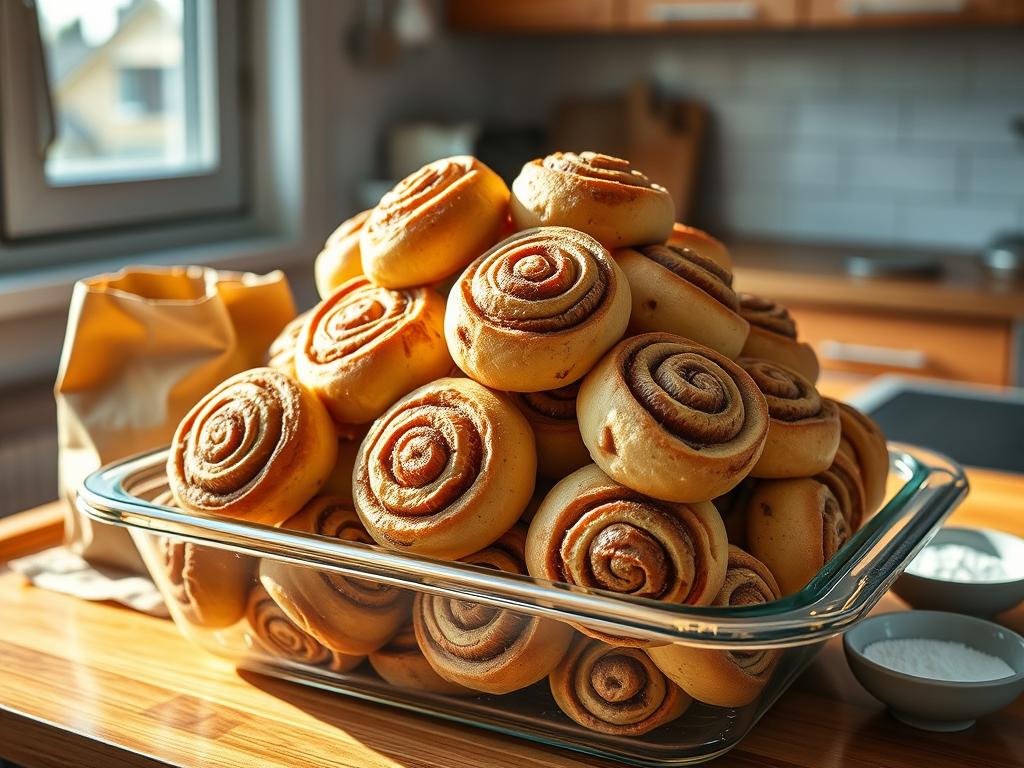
265;311;310;378
578;334;768;503
527;465;728;646
739;294;797;339
368;621;474;695
739;359;822;422
446;227;631;392
296;277;452;426
646;546;781;707
815;449;866;531
260;497;410;654
354;378;536;559
168;367;336;525
245;586;363;673
466;228;613;333
550;638;690;736
373;160;469;227
542;151;656;188
414;526;573;693
636;244;738;311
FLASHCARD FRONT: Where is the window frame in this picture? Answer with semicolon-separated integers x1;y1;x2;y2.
0;0;245;240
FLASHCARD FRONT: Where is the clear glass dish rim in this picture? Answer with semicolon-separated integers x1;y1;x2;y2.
77;441;967;649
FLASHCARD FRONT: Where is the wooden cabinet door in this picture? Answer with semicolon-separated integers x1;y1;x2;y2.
788;304;1012;386
622;0;800;29
447;0;617;32
807;0;1024;26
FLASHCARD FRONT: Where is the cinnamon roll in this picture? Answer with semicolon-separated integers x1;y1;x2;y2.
414;526;574;694
577;333;769;503
815;449;867;531
746;478;851;596
260;497;411;655
368;621;474;696
353;377;536;559
315;210;370;299
667;223;732;270
615;243;749;359
834;401;889;517
445;227;631;392
526;464;729;646
647;546;782;707
265;310;311;379
510;152;674;248
511;382;591;480
153;492;254;629
319;429;367;505
168;368;337;525
550;638;691;736
738;358;840;478
361;156;510;289
738;294;819;384
295;277;452;425
245;586;364;673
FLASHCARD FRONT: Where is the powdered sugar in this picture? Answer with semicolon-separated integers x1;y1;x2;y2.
906;543;1015;582
863;638;1015;682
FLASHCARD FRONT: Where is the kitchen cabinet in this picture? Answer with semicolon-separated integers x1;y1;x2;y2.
788;304;1012;386
622;0;800;29
447;0;1023;31
807;0;1024;26
447;0;617;32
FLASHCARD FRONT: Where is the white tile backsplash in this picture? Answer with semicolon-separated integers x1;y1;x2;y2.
329;15;1024;254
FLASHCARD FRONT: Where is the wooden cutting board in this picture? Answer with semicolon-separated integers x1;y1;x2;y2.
549;81;706;221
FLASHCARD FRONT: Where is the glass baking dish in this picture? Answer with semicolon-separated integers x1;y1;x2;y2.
78;443;966;766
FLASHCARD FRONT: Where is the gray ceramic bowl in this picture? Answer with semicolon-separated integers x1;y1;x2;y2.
892;527;1024;616
844;611;1024;731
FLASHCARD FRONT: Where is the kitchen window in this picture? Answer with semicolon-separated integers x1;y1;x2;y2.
0;0;243;240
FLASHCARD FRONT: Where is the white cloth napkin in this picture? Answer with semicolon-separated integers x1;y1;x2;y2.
10;546;168;616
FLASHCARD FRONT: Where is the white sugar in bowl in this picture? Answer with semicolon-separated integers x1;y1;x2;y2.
892;527;1024;617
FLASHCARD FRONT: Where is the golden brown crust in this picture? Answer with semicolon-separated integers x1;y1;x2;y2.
265;310;311;379
413;526;574;694
815;449;867;531
526;465;729;647
646;546;782;707
739;359;840;478
245;586;364;673
511;382;591;480
361;156;509;289
315;210;370;299
577;333;769;503
318;429;368;505
259;497;411;655
738;294;819;383
550;637;691;736
368;622;474;695
154;491;254;628
667;223;732;270
353;378;536;559
616;244;749;358
167;368;337;525
834;400;889;517
445;227;631;392
510;152;674;248
295;277;453;425
746;478;851;596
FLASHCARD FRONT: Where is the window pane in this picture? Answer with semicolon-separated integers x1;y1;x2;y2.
36;0;218;184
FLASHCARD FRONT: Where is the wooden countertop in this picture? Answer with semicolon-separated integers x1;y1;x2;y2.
730;240;1024;321
1;381;1022;767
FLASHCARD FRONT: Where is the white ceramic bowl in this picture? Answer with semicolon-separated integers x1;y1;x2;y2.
844;610;1024;732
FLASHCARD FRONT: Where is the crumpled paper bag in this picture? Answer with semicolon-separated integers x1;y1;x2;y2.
54;265;296;576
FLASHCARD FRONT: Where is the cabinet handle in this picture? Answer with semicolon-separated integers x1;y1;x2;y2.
818;340;929;370
842;0;966;16
648;2;758;22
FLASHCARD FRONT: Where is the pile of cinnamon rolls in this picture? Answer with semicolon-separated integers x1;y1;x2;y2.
160;151;890;737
